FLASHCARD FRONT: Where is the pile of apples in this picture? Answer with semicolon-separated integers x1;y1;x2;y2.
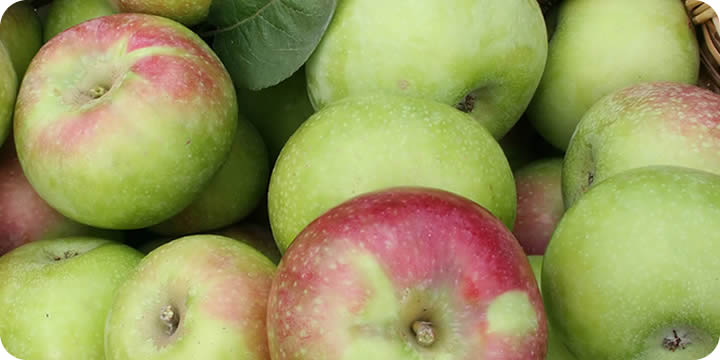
1;0;719;359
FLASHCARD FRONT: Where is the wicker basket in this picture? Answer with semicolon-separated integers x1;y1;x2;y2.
686;0;720;93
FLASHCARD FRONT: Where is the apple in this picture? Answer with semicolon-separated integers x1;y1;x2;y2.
149;117;269;236
105;234;276;359
236;68;315;163
268;187;546;359
214;222;282;264
0;236;143;359
268;94;516;252
527;256;577;360
563;82;720;208
110;0;211;26
305;0;548;139
0;43;16;148
513;158;564;255
0;1;43;78
543;166;720;359
499;117;561;171
14;14;238;230
0;139;121;255
526;0;699;150
43;0;116;42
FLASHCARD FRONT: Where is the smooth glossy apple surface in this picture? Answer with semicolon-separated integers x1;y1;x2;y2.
0;44;16;148
15;14;238;229
111;0;212;26
43;0;116;42
563;82;720;208
306;0;547;139
543;166;720;359
0;1;43;78
0;237;143;360
527;0;699;150
268;187;546;360
513;158;564;255
268;94;516;252
105;234;276;359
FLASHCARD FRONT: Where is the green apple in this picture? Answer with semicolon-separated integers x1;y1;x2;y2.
526;0;699;150
563;82;720;208
527;255;578;360
105;234;276;359
43;0;116;42
543;166;720;359
149;118;269;236
306;0;548;139
268;94;516;252
236;68;315;162
0;237;143;360
214;222;281;264
514;158;564;255
15;14;238;229
0;43;16;147
110;0;211;26
0;1;43;78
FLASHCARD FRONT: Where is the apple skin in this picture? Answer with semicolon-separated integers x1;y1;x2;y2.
563;82;720;208
0;236;143;360
14;14;238;230
110;0;211;26
105;234;276;360
236;68;315;163
543;166;720;360
527;256;577;360
268;187;546;360
149;118;269;236
0;43;16;148
526;0;699;150
513;158;564;255
0;139;122;255
0;1;43;78
305;0;547;139
43;0;116;43
268;94;516;252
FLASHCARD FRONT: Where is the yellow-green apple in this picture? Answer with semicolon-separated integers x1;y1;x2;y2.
563;82;720;208
513;158;564;255
0;237;143;360
14;14;238;230
0;1;43;78
526;0;699;150
236;69;315;162
543;166;720;359
0;139;120;255
268;94;516;252
149;118;269;235
268;187;547;359
0;43;16;147
305;0;548;139
527;256;577;360
105;234;276;359
110;0;211;26
43;0;116;42
214;222;281;264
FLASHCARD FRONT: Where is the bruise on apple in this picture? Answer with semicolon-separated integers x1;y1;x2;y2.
267;187;547;360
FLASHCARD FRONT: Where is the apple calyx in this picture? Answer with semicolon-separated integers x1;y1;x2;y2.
663;329;690;352
89;85;109;99
52;250;79;261
411;320;436;347
160;305;180;336
456;94;477;113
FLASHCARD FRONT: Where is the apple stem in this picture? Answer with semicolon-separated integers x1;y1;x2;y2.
412;320;436;347
160;305;180;336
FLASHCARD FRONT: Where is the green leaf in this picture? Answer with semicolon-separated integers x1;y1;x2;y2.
205;0;336;90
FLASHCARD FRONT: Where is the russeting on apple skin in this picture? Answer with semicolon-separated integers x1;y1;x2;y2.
268;187;547;360
105;234;276;360
14;14;238;230
0;237;143;360
268;94;516;252
563;82;720;208
306;0;548;139
543;166;720;360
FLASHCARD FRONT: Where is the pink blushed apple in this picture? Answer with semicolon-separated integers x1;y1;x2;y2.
14;14;238;230
268;187;547;360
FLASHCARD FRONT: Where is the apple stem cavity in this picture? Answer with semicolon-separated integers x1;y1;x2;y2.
411;320;436;347
160;305;180;336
